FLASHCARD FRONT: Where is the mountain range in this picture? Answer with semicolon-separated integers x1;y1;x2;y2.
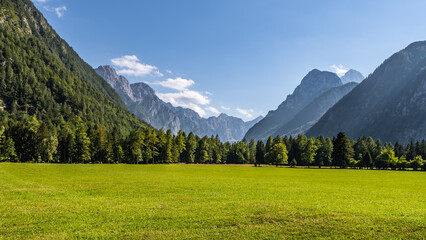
307;41;426;143
244;69;362;140
95;66;262;142
3;0;425;145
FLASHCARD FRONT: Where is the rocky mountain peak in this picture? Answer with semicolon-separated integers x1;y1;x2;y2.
280;70;342;109
296;70;342;93
95;65;134;100
130;82;156;102
341;69;364;84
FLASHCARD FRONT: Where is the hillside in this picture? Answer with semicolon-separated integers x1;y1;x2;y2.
307;41;426;143
0;0;146;133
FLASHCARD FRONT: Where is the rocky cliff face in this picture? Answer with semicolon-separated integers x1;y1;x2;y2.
244;69;343;140
307;41;426;143
95;66;181;133
95;65;134;101
96;66;262;141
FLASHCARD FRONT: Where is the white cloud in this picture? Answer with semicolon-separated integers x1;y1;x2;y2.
205;106;220;115
41;4;67;19
111;55;163;77
188;104;207;117
331;64;348;77
166;69;173;74
221;106;231;110
157;90;210;117
156;77;194;91
54;6;67;18
203;91;213;95
236;108;254;118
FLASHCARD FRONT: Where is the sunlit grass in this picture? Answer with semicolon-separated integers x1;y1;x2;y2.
0;163;425;239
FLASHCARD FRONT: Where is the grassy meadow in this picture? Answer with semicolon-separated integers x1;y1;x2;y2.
0;163;425;239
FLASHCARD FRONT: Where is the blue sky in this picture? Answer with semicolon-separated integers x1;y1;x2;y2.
32;0;426;120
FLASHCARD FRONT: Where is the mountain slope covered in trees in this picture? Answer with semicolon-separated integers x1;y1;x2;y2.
0;0;146;133
96;65;262;142
307;41;426;143
0;0;150;163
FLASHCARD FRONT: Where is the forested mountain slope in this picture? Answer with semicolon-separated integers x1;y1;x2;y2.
0;0;146;133
307;41;426;143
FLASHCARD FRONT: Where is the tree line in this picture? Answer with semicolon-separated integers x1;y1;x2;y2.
0;113;425;171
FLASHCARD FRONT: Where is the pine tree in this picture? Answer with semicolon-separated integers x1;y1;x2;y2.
295;135;307;165
248;139;256;165
332;132;354;168
393;141;404;158
316;137;333;167
265;136;273;154
142;128;158;164
255;140;265;166
128;127;144;164
175;130;186;162
58;123;75;163
362;151;373;169
182;132;197;164
74;117;91;163
354;137;368;162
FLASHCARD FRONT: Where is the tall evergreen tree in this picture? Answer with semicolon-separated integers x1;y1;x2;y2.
394;141;404;158
182;132;197;164
175;130;186;162
74;117;91;163
316;137;333;167
248;139;256;165
255;140;265;166
332;132;354;168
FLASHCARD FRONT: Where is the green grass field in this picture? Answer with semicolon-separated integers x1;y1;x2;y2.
0;163;425;239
